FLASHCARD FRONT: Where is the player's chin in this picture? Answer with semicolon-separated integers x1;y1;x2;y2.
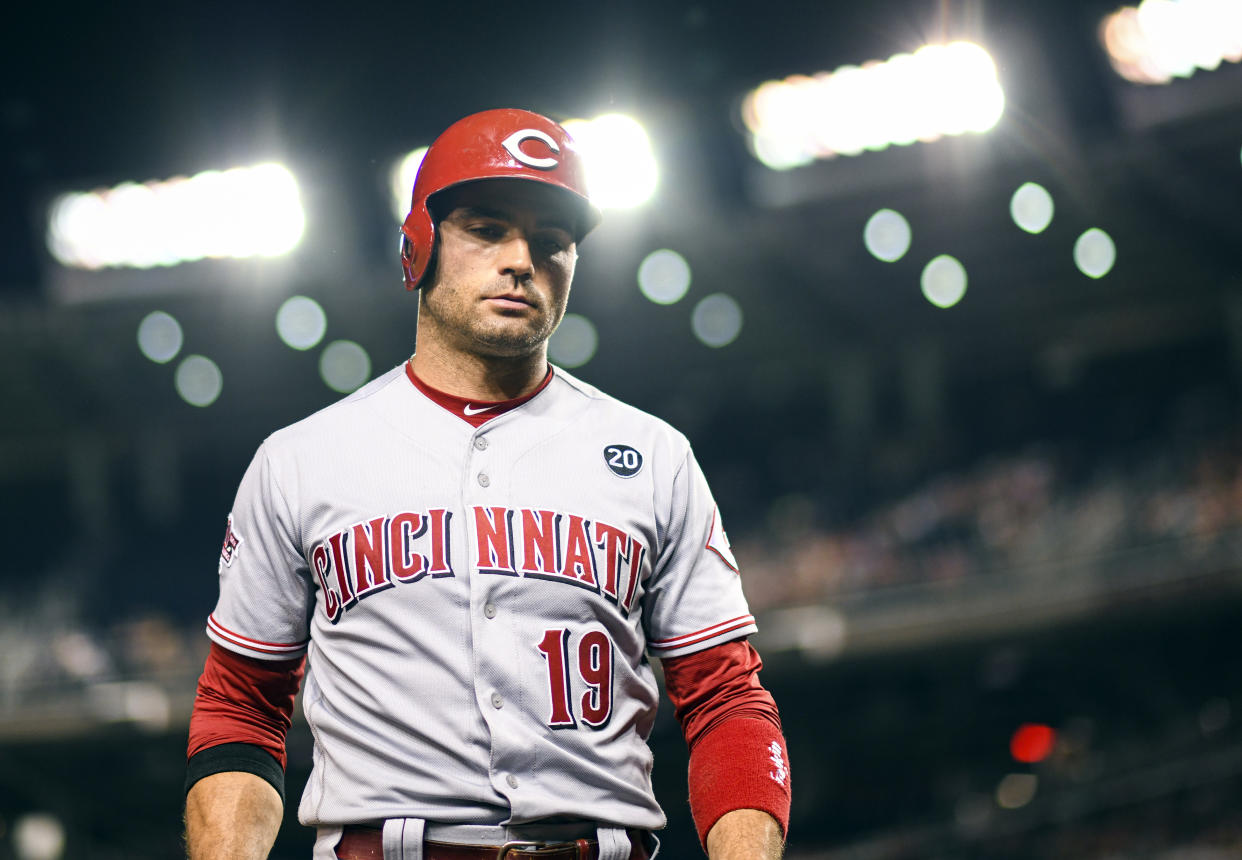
473;321;553;357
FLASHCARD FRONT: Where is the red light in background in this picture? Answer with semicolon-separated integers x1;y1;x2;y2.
1010;723;1056;763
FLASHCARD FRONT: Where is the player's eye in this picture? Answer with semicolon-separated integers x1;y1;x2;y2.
467;222;506;240
536;233;572;255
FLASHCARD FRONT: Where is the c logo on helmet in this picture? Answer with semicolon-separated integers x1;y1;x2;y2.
502;129;561;170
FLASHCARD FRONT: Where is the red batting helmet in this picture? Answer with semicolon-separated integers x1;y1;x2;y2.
399;108;601;291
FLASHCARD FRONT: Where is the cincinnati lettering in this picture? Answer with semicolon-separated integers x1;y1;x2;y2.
311;508;454;623
472;506;647;615
310;506;646;623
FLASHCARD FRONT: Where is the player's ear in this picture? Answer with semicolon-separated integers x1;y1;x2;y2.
423;244;440;288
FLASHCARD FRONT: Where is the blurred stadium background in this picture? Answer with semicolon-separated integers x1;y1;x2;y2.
4;0;1242;857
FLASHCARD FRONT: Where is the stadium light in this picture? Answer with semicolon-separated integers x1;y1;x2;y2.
562;113;659;209
47;163;305;270
389;146;428;223
742;41;1006;170
1100;0;1242;85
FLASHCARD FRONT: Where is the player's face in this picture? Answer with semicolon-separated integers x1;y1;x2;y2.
420;180;579;360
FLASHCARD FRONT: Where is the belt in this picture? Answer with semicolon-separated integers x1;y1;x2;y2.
335;826;650;860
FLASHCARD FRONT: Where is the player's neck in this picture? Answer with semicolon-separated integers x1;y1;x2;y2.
409;345;549;402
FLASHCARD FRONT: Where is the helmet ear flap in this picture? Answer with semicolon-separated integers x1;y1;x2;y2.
400;232;419;291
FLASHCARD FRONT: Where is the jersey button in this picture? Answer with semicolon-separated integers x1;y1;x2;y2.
484;603;497;619
506;774;519;789
477;472;490;487
474;436;489;451
490;692;503;709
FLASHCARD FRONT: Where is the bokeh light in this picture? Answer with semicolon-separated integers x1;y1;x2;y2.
389;146;429;223
692;293;744;347
637;249;693;304
276;295;328;351
47;163;305;269
864;209;913;262
136;311;183;364
1074;228;1117;278
320;340;372;393
921;255;968;308
174;355;223;407
1010;183;1055;234
13;812;65;860
1100;1;1242;85
548;313;599;368
742;41;1006;169
1010;723;1057;763
562;114;659;208
995;773;1039;809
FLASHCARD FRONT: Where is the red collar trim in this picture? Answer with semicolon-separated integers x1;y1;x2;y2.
404;360;555;427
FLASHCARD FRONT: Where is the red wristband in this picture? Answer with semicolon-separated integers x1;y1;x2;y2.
687;716;791;846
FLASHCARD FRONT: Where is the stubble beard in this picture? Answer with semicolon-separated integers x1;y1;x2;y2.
468;315;555;358
424;282;563;360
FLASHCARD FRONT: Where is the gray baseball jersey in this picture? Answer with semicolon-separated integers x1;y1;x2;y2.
207;361;757;830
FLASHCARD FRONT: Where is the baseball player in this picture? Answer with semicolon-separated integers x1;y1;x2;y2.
184;108;790;860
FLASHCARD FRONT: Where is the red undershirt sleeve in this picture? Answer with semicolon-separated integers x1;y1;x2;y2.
185;643;305;799
661;637;792;847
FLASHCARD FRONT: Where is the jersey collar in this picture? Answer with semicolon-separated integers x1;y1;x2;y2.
404;359;555;427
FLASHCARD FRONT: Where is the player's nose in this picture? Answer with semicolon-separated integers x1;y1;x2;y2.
498;234;534;280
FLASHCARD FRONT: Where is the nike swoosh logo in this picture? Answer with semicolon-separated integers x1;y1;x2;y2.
463;403;500;416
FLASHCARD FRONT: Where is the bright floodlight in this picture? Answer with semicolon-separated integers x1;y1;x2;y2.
1074;228;1116;278
320;340;371;393
691;293;744;348
562;113;659;209
175;355;223;407
48;163;305;269
742;41;1006;169
548;313;599;368
1010;183;1055;233
921;255;968;308
389;146;429;223
1100;1;1242;85
276;295;328;351
638;249;692;304
864;209;912;261
137;311;183;364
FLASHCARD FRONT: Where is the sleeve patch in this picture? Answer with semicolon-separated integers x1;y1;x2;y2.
219;513;244;569
704;506;738;572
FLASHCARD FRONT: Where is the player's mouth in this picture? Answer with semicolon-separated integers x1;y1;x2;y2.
486;293;534;310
